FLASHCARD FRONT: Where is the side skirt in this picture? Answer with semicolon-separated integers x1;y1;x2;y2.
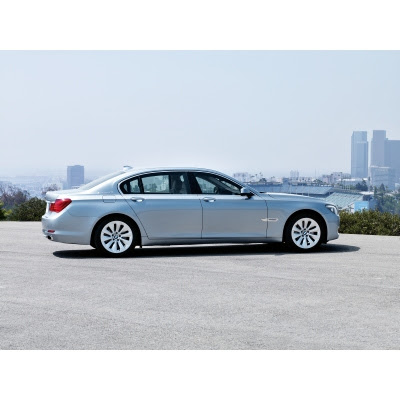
141;237;282;246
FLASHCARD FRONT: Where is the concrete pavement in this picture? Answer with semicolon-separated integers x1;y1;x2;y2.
0;221;399;349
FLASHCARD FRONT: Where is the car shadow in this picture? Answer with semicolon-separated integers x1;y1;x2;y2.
53;243;360;259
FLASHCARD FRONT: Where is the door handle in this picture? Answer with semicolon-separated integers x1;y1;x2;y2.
203;197;216;203
131;197;144;202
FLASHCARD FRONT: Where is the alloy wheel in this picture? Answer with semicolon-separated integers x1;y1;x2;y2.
290;217;321;250
100;220;134;254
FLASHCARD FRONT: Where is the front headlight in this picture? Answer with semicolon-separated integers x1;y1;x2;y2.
325;204;338;215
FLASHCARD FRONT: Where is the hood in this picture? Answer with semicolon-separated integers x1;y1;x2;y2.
259;192;326;203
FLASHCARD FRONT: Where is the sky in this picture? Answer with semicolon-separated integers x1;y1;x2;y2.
1;50;400;179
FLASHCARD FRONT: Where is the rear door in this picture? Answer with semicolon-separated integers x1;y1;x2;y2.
120;172;202;239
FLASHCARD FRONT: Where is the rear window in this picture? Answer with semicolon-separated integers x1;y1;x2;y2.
79;171;126;190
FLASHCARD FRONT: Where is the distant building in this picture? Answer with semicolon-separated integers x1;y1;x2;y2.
385;139;400;185
290;170;299;181
342;178;366;186
370;166;396;190
370;130;386;167
248;182;374;212
368;130;400;188
352;201;370;212
351;131;368;178
233;172;250;183
321;172;351;185
67;165;84;189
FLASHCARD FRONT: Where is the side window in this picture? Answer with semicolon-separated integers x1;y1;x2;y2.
142;173;190;194
120;173;191;194
195;175;218;194
120;177;141;194
142;174;170;193
169;173;189;194
194;173;241;195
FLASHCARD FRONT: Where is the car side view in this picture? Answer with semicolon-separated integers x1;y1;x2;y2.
42;167;340;256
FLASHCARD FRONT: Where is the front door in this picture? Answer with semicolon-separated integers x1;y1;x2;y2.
191;172;268;238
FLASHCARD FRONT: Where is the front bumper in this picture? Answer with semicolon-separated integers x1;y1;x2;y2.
325;212;340;242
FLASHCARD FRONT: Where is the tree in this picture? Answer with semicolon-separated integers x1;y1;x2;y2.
8;198;46;221
0;183;30;209
355;180;368;191
41;184;60;197
372;185;400;214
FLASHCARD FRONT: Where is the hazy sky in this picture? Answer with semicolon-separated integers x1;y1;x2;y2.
1;51;400;178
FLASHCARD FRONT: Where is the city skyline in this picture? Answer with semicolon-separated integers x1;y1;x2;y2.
2;127;400;182
2;51;400;178
4;127;400;198
2;127;400;179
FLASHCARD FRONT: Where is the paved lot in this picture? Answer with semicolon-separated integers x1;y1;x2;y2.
0;221;399;349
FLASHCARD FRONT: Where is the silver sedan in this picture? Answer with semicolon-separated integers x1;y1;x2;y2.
42;167;340;256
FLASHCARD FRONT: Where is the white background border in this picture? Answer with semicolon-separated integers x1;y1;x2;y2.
1;1;399;398
1;0;400;50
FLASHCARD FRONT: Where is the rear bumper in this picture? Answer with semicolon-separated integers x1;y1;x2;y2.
42;211;97;245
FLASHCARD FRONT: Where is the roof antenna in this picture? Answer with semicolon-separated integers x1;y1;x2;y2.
123;165;133;171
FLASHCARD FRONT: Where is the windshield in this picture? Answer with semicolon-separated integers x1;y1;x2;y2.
79;170;126;190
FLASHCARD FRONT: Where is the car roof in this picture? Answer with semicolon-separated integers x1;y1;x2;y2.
115;166;234;180
82;166;255;194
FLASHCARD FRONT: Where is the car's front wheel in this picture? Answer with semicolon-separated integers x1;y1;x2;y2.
94;217;136;256
284;213;324;252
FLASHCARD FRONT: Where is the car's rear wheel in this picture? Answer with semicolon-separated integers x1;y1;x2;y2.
94;217;136;256
284;213;323;252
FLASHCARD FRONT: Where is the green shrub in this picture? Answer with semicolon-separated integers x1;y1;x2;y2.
339;210;400;236
8;197;46;221
0;201;6;221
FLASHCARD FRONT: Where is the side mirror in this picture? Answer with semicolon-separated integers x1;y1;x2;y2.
240;187;254;198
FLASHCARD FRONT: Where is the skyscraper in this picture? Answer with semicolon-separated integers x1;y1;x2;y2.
67;165;84;189
367;130;400;189
351;131;368;178
385;139;400;184
370;130;386;167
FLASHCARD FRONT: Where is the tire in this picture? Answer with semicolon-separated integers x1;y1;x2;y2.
284;213;324;252
94;216;137;256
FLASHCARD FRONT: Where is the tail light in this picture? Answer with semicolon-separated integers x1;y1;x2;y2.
49;198;72;213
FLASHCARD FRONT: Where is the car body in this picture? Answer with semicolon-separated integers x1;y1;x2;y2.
42;167;340;255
